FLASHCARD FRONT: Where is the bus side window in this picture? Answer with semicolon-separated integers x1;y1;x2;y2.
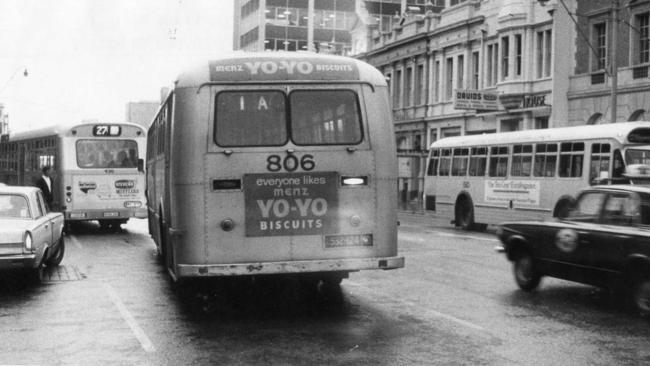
427;150;439;176
590;143;611;183
511;144;533;177
534;143;557;177
469;147;487;176
439;149;451;176
489;146;508;177
613;149;625;179
451;148;469;176
559;142;584;178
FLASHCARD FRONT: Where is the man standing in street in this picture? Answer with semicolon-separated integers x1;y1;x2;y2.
35;165;54;210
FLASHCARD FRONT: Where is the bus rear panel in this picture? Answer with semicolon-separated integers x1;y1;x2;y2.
148;53;403;281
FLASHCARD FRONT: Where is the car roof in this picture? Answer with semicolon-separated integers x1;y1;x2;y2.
0;185;39;195
586;184;650;194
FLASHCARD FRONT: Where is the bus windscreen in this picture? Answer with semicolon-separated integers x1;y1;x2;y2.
76;140;139;169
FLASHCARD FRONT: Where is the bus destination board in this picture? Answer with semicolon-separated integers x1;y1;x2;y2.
93;125;121;137
243;172;338;237
210;58;359;82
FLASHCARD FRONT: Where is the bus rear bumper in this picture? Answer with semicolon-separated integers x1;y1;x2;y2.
176;256;405;277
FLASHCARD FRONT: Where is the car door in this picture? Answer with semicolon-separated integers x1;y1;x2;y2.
585;191;637;285
538;191;606;283
31;192;52;256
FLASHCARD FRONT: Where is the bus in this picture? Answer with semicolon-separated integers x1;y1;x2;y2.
146;52;404;285
424;122;650;230
0;121;147;229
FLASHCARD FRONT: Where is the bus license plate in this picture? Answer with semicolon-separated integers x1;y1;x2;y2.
103;212;119;217
324;234;373;248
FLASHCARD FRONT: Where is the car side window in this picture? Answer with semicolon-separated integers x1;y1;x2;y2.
602;193;640;226
570;192;606;222
34;192;45;218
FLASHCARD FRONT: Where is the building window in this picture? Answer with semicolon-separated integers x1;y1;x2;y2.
450;0;467;6
501;119;520;132
637;13;650;64
434;60;441;102
501;36;510;80
394;69;402;108
593;22;607;71
536;30;552;78
515;34;523;77
534;117;549;129
457;55;464;89
405;66;412;107
446;57;454;100
487;44;498;86
471;51;480;89
416;64;425;105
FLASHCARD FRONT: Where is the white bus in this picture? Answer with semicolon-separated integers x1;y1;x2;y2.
424;122;650;229
0;121;148;229
146;52;404;285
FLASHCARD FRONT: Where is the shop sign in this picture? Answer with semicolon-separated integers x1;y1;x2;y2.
454;89;499;111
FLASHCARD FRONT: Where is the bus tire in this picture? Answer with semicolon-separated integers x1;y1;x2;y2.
158;214;168;265
456;197;475;231
553;197;575;219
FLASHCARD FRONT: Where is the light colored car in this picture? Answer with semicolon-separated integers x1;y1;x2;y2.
0;185;65;282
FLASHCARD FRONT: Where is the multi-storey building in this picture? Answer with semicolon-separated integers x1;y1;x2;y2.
567;0;650;125
353;0;570;203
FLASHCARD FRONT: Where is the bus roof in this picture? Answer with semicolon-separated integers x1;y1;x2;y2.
5;121;145;142
430;122;650;149
175;52;388;88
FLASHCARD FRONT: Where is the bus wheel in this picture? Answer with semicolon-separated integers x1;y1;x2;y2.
513;250;541;291
554;199;574;219
45;236;65;267
456;199;475;230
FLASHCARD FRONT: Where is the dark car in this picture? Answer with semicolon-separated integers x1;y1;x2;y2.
496;184;650;317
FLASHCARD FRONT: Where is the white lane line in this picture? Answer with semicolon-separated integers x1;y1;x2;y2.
103;283;156;353
346;280;485;332
430;231;500;242
67;234;83;249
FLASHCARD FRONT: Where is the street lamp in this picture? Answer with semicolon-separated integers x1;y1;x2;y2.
0;67;29;95
539;0;621;124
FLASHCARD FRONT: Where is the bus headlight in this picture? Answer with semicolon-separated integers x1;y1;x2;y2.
221;218;235;231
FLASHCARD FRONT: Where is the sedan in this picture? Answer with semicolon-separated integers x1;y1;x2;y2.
496;185;650;317
0;185;65;282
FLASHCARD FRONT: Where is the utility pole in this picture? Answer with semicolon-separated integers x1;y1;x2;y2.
610;0;619;123
307;0;314;52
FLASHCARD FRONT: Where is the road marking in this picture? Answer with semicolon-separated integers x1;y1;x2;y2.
103;283;156;353
68;234;83;249
429;231;500;242
346;280;485;332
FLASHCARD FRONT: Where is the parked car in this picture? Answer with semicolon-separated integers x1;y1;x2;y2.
0;185;65;282
496;184;650;317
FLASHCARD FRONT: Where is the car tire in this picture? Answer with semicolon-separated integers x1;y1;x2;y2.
632;277;650;317
26;264;43;285
45;236;65;267
513;251;541;291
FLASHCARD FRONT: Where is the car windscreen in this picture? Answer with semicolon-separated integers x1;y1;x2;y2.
76;139;139;169
0;194;30;219
569;191;606;221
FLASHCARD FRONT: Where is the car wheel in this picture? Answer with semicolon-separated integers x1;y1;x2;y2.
26;264;44;285
513;251;541;291
632;278;650;317
45;236;65;267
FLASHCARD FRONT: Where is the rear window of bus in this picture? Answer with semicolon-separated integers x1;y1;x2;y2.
76;140;139;169
214;90;362;147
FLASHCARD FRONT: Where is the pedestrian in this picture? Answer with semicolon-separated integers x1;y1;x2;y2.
35;165;54;210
